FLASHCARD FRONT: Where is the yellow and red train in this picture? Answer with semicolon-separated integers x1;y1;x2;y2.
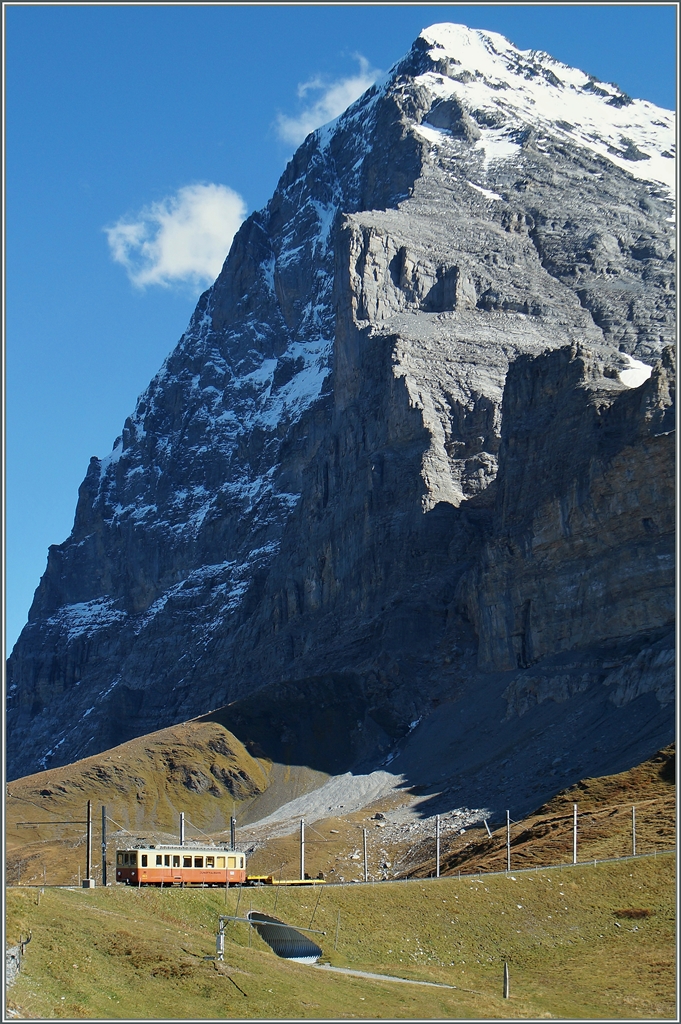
116;845;247;886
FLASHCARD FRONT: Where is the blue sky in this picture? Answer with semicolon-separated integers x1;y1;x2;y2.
4;4;677;653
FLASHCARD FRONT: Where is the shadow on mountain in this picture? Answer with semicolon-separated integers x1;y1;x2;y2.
201;629;675;824
200;673;397;778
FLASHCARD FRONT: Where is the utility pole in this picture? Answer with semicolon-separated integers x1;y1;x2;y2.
436;815;440;878
101;805;107;887
86;800;92;879
503;962;510;999
230;816;236;851
506;811;511;872
300;819;305;880
180;812;185;847
573;803;578;865
632;805;636;856
363;828;368;882
82;800;94;887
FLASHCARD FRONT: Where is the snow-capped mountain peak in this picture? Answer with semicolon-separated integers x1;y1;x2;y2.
7;23;675;781
417;23;675;196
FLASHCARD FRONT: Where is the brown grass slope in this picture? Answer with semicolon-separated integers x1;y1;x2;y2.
5;719;326;886
399;744;675;880
6;723;675;890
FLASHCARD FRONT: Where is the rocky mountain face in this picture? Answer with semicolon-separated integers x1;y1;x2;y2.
7;24;675;797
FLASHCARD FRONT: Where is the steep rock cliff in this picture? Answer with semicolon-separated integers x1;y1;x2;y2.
7;24;675;785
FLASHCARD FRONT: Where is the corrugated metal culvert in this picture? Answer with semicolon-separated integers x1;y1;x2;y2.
247;911;323;964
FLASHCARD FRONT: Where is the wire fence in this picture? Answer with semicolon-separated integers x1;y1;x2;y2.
393;794;675;880
7;794;674;887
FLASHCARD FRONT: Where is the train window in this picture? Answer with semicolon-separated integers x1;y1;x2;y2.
206;857;214;868
194;856;204;868
124;853;129;865
228;856;236;869
217;857;225;868
117;853;123;865
141;855;148;867
164;855;170;867
156;855;162;866
183;856;192;868
173;855;180;867
239;857;244;868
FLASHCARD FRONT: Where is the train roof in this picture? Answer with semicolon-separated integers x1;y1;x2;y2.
115;842;239;851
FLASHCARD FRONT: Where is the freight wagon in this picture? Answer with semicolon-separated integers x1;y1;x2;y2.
116;845;247;886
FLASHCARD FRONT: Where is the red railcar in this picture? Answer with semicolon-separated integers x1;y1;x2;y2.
115;844;247;886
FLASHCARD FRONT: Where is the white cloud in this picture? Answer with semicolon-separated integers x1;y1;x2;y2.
104;183;247;289
276;56;380;147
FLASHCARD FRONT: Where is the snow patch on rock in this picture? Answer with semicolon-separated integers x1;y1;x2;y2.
618;353;653;388
44;598;127;642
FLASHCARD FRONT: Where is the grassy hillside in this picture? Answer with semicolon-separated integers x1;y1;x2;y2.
5;719;328;886
6;853;675;1020
6;729;675;891
399;745;675;880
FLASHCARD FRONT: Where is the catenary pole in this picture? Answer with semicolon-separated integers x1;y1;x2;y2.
86;800;92;882
436;815;440;878
101;805;107;886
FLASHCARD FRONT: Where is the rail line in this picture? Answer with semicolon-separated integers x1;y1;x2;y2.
6;847;674;891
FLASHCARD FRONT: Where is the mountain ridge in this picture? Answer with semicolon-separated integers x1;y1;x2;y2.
7;23;675;789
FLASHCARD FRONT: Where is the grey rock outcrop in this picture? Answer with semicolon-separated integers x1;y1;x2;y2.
5;946;22;989
7;24;674;793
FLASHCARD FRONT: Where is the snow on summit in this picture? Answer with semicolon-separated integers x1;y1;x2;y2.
417;23;676;196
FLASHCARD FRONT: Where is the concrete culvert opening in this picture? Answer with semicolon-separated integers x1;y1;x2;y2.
247;911;323;964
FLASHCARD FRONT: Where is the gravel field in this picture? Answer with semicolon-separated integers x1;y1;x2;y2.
246;770;405;829
234;769;491;868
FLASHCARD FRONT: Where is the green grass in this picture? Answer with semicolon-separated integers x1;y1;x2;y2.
6;852;675;1019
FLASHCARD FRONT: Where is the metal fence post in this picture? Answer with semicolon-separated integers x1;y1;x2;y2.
503;961;510;998
216;918;225;961
436;815;440;878
573;803;577;865
363;828;368;882
506;811;511;871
